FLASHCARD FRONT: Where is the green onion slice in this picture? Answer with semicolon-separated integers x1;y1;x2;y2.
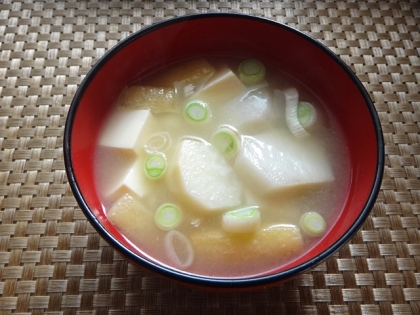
144;132;171;153
164;230;194;269
222;206;261;234
184;100;210;122
300;211;326;237
238;59;266;86
155;203;182;230
297;101;317;129
144;153;167;179
285;87;310;138
212;125;241;159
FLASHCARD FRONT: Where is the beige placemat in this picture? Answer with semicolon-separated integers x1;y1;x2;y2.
0;1;419;314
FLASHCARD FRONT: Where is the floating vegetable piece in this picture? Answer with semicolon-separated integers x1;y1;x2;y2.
118;86;177;113
297;102;317;129
238;59;266;85
218;86;280;134
222;206;261;234
212;125;241;159
144;132;172;153
234;132;335;196
184;100;210;123
165;230;194;269
144;153;167;179
285;87;318;138
169;138;242;212
284;87;307;138
155;203;182;230
300;211;326;237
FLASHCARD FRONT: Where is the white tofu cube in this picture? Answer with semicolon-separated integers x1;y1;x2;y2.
233;132;335;196
103;158;152;201
169;138;243;212
99;108;156;160
191;67;246;106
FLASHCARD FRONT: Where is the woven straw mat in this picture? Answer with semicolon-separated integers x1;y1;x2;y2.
0;1;419;314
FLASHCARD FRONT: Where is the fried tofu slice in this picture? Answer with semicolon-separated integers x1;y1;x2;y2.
189;224;303;275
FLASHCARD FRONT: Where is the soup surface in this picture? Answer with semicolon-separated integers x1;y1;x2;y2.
94;57;350;278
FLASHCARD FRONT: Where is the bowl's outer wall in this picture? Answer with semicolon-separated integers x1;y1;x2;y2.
66;14;382;287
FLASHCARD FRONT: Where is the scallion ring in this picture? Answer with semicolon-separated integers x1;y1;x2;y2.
144;132;172;153
155;203;182;230
297;101;317;129
212;125;241;159
144;152;167;179
184;100;210;123
164;230;194;269
238;59;266;86
222;206;261;234
285;87;310;138
300;211;326;237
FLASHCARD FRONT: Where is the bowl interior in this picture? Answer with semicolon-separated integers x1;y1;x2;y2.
66;14;382;283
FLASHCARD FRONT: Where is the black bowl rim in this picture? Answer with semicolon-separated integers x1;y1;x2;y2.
64;12;385;290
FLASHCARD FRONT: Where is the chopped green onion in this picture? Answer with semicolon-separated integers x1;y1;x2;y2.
144;153;167;179
300;212;326;237
155;203;182;230
285;87;310;138
297;102;317;129
238;59;266;86
164;230;194;269
184;100;210;122
212;125;241;159
144;132;171;153
222;206;261;234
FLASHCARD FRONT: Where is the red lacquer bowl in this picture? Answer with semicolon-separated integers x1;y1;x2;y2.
64;13;384;290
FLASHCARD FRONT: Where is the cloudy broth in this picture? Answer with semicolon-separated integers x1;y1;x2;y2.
94;57;350;277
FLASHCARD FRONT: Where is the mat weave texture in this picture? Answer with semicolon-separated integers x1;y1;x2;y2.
0;1;419;314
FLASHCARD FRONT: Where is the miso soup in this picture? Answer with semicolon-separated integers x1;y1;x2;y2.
94;57;350;277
